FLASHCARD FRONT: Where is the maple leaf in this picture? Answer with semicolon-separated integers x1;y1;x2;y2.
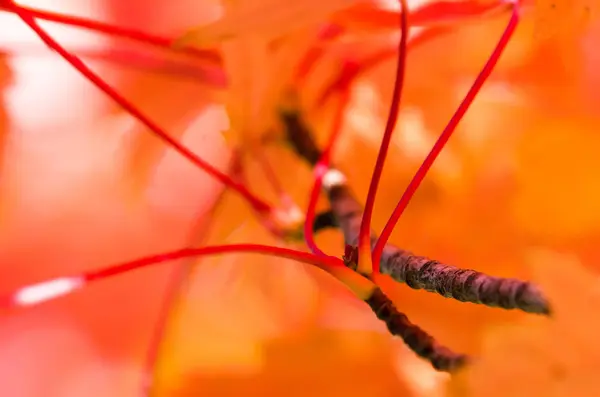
532;0;596;43
447;249;600;397
512;116;600;241
160;328;416;397
176;0;375;46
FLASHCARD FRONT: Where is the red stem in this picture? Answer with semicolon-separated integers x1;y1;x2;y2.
0;3;220;63
294;23;345;85
0;244;344;308
140;260;192;397
139;211;216;397
358;0;409;272
84;244;342;282
3;244;343;309
13;6;272;214
304;89;350;255
371;1;520;271
1;44;226;85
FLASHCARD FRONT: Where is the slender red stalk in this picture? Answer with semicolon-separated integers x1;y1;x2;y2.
139;210;218;397
371;1;520;271
2;44;226;85
0;2;220;63
304;89;350;255
13;6;272;214
357;0;409;274
294;23;345;85
2;244;343;309
140;260;192;397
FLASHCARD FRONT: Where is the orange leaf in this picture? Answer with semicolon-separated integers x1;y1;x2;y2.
448;250;600;397
177;0;375;46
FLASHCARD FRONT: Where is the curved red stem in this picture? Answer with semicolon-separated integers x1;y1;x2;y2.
294;23;345;85
357;0;409;273
372;1;520;271
12;6;272;215
139;212;216;397
304;89;350;255
3;244;343;309
0;3;220;63
140;261;192;397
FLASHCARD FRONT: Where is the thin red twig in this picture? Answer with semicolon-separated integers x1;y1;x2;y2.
294;23;345;85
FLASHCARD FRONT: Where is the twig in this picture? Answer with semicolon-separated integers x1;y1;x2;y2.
281;108;551;315
366;287;468;371
313;210;338;232
279;109;324;166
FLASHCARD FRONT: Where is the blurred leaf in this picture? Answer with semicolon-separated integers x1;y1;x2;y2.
162;328;414;397
330;0;511;34
513;116;600;240
176;0;374;47
447;250;600;397
532;0;596;43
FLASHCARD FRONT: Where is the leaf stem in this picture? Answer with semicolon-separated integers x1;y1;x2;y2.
372;0;521;269
358;0;409;275
0;2;220;62
3;244;344;309
13;6;272;215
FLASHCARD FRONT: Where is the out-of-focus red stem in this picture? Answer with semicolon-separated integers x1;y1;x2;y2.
1;44;227;85
139;208;219;397
372;1;520;271
84;245;342;283
140;260;192;397
357;0;409;274
294;23;345;85
303;89;350;255
13;6;272;215
0;2;221;63
316;25;452;109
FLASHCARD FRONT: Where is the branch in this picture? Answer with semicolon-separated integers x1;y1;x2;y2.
286;109;550;315
366;287;468;371
313;210;338;232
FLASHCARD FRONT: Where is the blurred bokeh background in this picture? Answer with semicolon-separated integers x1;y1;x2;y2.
0;0;599;396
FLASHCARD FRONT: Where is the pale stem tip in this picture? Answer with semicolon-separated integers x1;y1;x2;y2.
13;276;85;306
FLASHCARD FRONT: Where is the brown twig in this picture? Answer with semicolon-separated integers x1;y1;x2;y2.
282;108;551;316
341;245;468;371
366;287;468;371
